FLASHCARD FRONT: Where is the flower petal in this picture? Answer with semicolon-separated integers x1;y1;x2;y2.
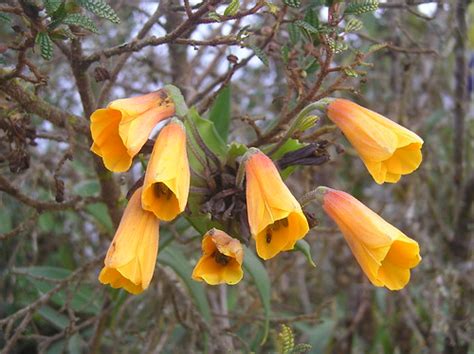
100;188;159;293
321;187;421;291
142;121;190;221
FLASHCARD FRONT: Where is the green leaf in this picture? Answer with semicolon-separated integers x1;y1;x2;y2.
0;13;12;23
304;9;319;27
243;247;271;345
74;180;99;197
49;27;77;40
294;240;316;267
226;142;248;168
288;23;300;44
367;43;387;54
295;319;336;353
62;14;99;33
284;0;301;8
85;202;114;233
185;108;228;172
224;0;240;16
207;11;221;21
343;67;359;77
295;20;319;34
164;84;188;117
344;0;379;15
158;245;212;323
345;17;363;32
68;334;83;354
277;324;295;353
17;266;103;315
43;0;62;16
326;37;348;54
77;0;120;23
35;32;54;60
38;306;69;329
249;44;269;67
208;85;231;142
292;343;312;353
265;1;280;14
305;59;320;74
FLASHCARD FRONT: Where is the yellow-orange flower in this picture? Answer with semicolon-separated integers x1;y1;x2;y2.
90;90;175;172
327;99;423;184
192;229;244;285
320;187;421;290
141;119;190;221
98;187;159;294
245;149;309;260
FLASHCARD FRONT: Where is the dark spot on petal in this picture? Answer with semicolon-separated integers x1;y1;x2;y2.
213;251;230;265
266;229;272;244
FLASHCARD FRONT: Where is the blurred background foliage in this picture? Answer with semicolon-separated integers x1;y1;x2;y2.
0;0;473;353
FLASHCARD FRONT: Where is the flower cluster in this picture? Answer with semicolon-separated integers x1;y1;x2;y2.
94;89;190;294
92;89;423;294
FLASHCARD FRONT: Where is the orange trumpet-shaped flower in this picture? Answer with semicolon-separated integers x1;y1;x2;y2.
192;229;244;285
141;119;190;221
319;187;421;290
245;149;309;260
98;188;159;294
90;90;175;172
327;99;423;184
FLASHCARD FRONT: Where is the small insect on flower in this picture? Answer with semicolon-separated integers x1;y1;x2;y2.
192;229;244;285
98;187;159;294
327;99;424;184
319;187;421;290
90;89;175;172
141;119;190;221
244;148;309;260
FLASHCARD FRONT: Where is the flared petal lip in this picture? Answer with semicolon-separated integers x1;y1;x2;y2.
206;229;244;265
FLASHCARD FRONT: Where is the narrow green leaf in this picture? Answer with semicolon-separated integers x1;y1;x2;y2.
158;245;212;322
294;240;316;267
208;85;231;142
243;247;271;345
77;0;120;23
35;32;54;60
224;0;240;16
164;84;188;116
62;14;99;33
185;108;228;171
